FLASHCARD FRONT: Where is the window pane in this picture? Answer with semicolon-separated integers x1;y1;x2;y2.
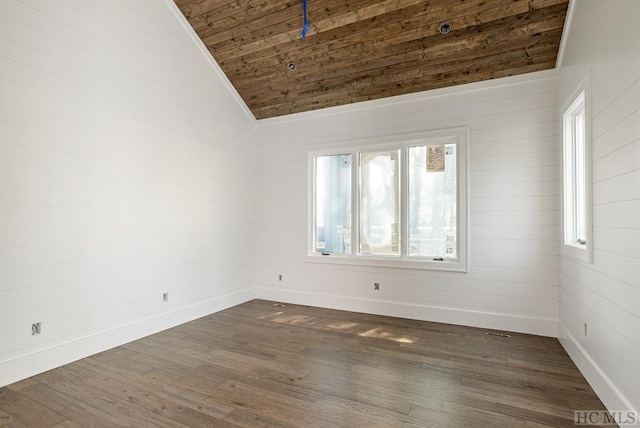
563;90;587;248
359;150;399;255
408;143;457;258
574;107;587;244
315;154;351;254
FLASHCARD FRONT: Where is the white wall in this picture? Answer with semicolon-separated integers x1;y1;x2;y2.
254;70;560;337
557;0;640;413
0;0;256;387
4;1;636;413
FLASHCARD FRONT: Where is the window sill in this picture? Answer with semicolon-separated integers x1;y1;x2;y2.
305;254;468;272
560;244;592;264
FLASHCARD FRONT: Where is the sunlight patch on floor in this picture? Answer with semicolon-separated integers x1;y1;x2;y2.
266;314;316;325
359;327;415;344
326;321;359;330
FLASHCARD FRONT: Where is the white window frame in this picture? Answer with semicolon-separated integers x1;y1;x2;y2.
308;128;468;272
561;75;592;263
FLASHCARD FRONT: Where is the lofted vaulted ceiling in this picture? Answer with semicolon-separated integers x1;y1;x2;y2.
174;0;569;120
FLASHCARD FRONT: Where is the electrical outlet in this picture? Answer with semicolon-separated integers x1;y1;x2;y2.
374;282;380;291
31;322;41;336
278;274;283;281
163;292;169;302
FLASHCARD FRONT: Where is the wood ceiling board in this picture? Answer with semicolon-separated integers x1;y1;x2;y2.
231;8;565;95
174;0;569;119
215;0;522;63
234;17;564;111
241;43;561;114
249;47;560;119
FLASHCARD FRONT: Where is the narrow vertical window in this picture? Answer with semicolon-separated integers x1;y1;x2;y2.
314;154;351;254
563;91;586;248
573;103;587;245
562;78;592;262
359;150;400;256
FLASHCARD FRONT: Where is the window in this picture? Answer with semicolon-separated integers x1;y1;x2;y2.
314;154;351;254
359;150;400;256
310;128;467;271
562;77;592;262
408;143;458;259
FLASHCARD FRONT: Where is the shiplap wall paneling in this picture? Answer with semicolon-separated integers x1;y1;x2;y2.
0;0;256;386
557;0;640;413
254;71;560;337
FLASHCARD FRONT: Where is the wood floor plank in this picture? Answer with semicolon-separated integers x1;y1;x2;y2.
32;366;188;427
497;402;577;427
0;299;609;427
15;382;119;428
0;387;68;427
0;408;31;428
51;421;84;428
66;358;228;424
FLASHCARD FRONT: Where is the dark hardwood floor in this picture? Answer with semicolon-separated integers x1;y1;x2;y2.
1;299;608;427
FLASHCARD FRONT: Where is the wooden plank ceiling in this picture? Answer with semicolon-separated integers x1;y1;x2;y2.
174;0;569;120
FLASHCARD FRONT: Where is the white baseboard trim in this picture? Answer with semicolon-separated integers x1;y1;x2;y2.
558;321;635;413
255;287;558;337
0;287;254;388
